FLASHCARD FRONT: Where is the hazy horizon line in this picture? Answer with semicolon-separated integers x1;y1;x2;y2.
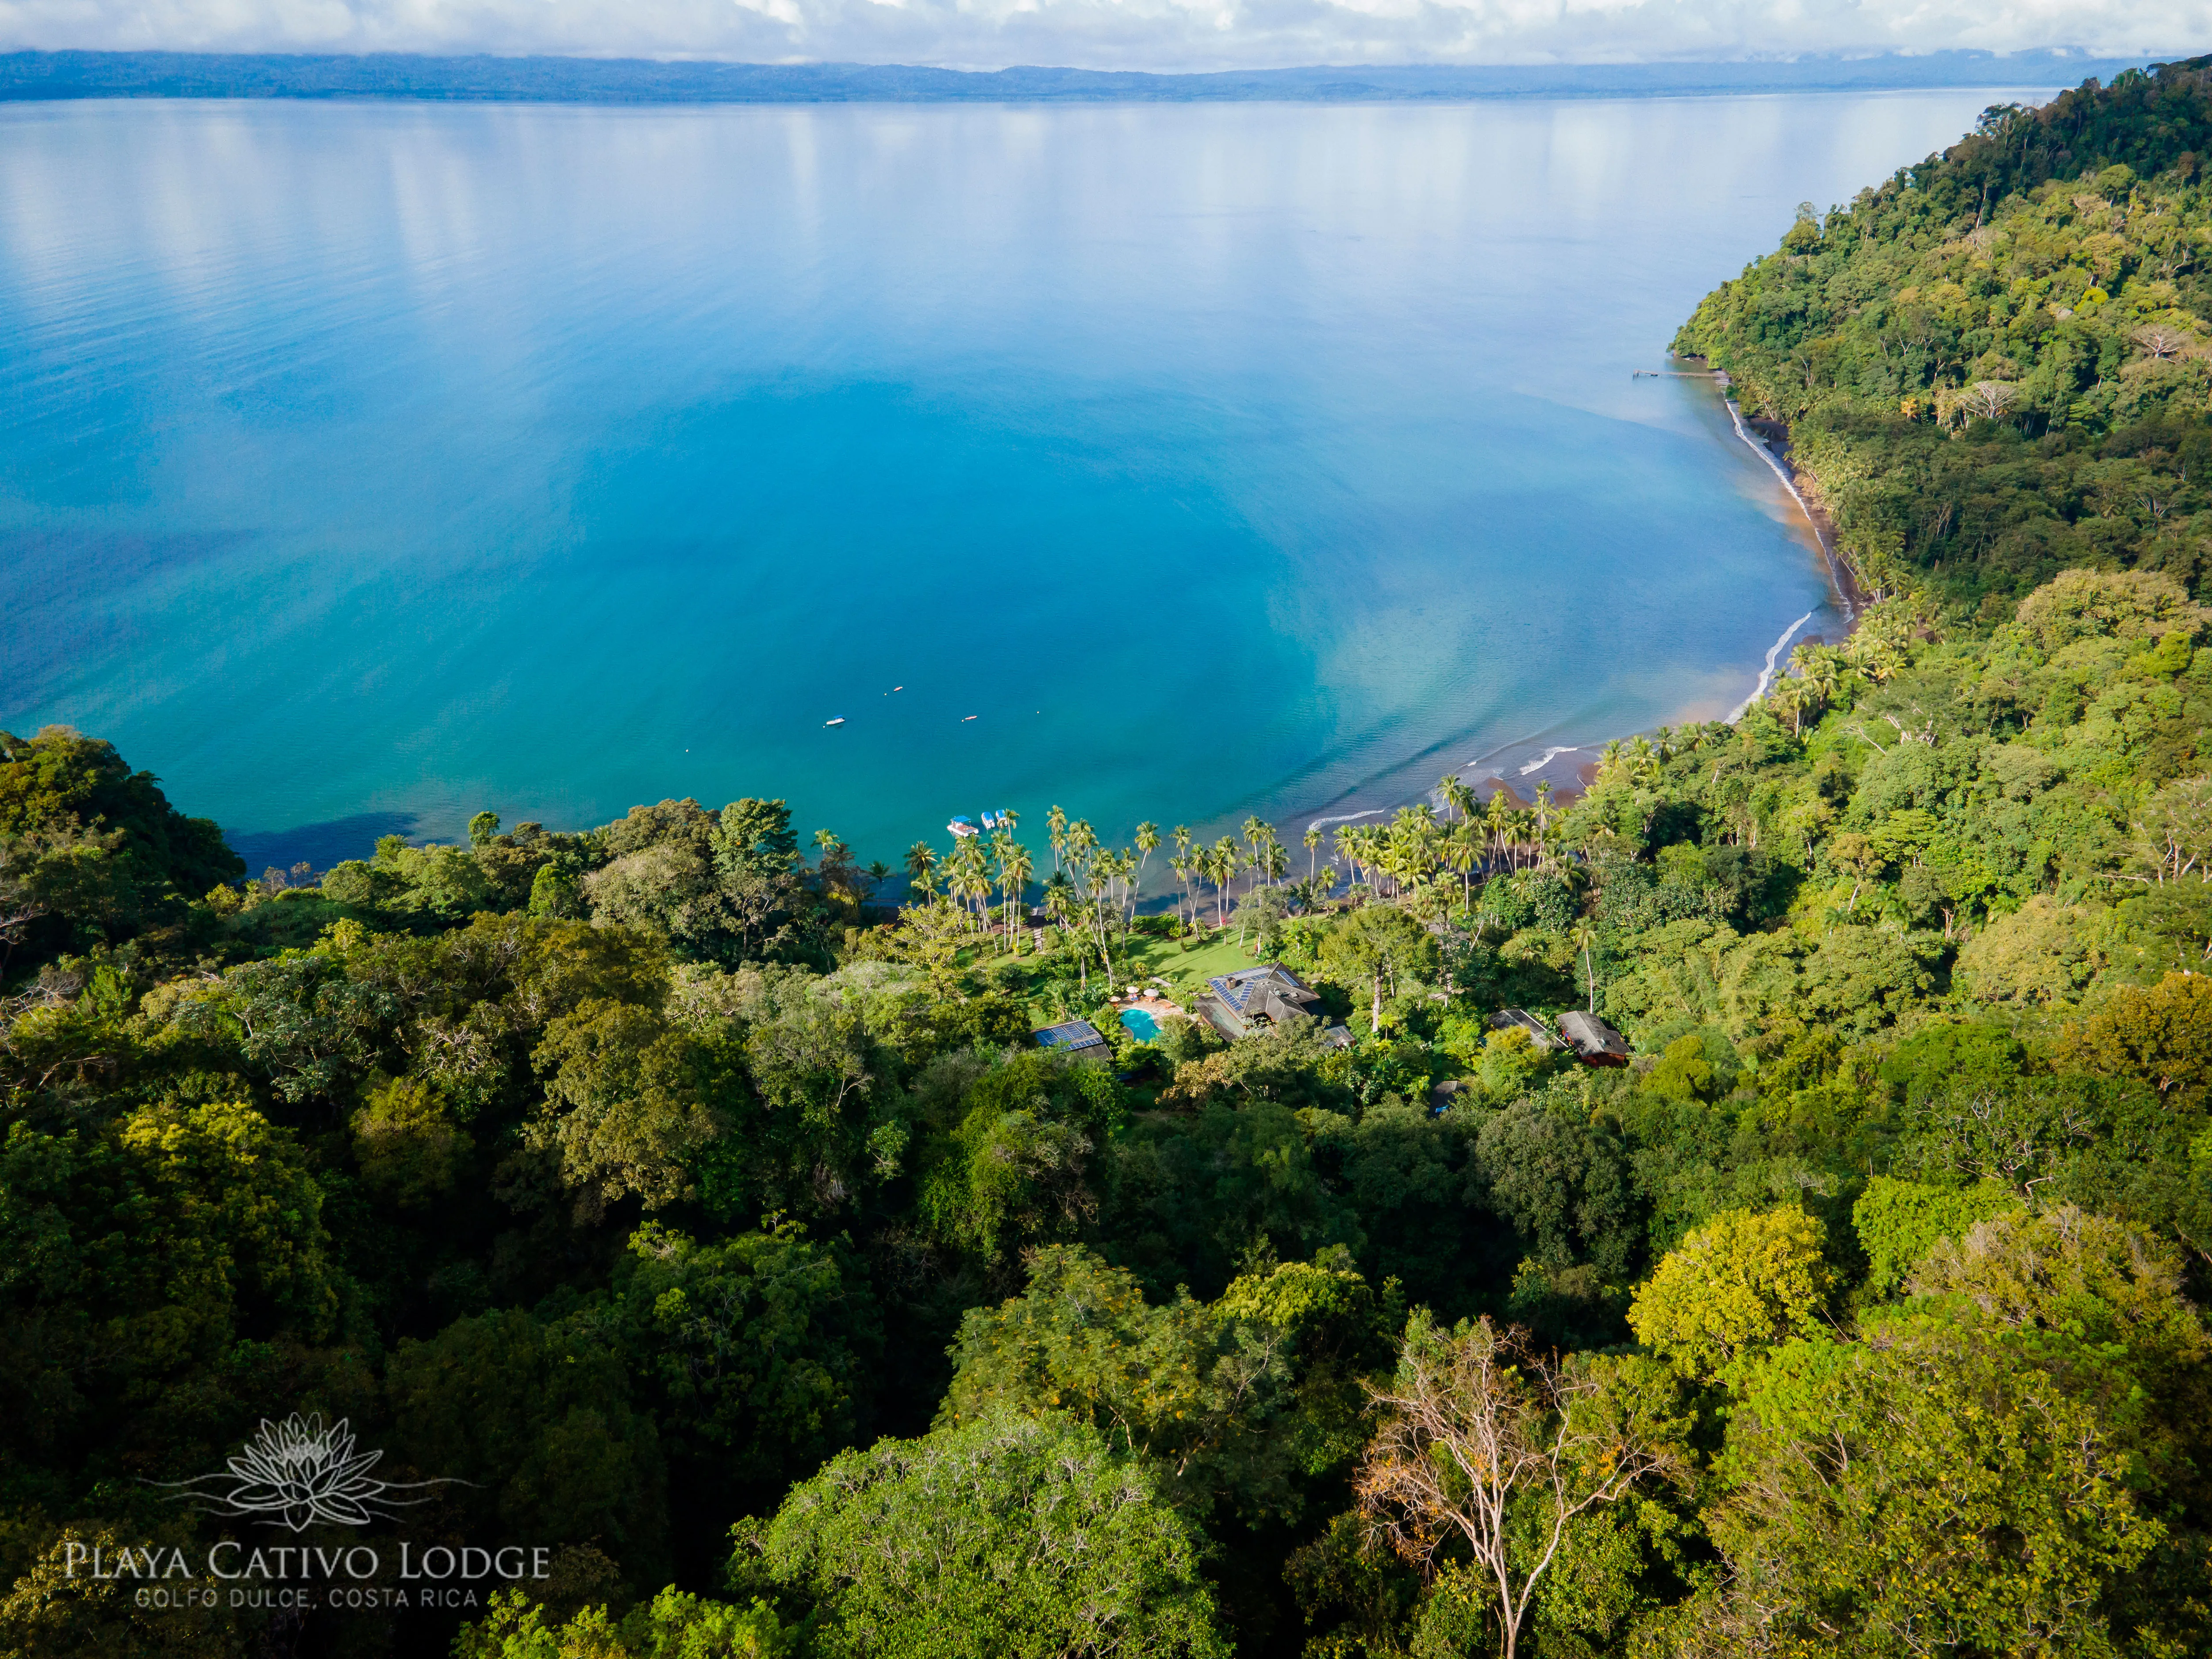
3;46;2194;104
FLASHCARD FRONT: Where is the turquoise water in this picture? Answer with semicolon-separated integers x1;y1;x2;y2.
0;92;2033;870
1120;1008;1162;1044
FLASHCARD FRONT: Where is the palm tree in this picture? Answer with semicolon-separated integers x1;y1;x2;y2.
1241;816;1270;901
813;829;858;912
999;838;1035;953
1442;825;1479;912
1572;920;1599;1014
1209;837;1242;930
948;841;990;931
1108;846;1140;960
1066;818;1101;881
865;860;892;910
1042;868;1076;928
1304;823;1322;882
1041;870;1082;990
1796;644;1845;718
1438;773;1475;826
1769;673;1811;738
904;841;938;901
1047;805;1068;873
1135;822;1160;892
1302;863;1337;912
1485;791;1515;874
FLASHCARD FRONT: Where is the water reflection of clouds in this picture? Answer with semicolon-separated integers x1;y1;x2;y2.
0;93;2028;854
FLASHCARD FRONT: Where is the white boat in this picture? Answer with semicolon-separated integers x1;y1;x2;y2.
948;816;979;839
824;717;846;727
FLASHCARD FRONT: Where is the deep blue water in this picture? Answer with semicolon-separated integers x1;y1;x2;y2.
0;92;2033;870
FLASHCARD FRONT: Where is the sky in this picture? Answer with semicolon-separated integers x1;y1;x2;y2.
0;0;2202;74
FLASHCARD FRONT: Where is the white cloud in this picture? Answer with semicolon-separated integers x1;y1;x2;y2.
0;0;2200;73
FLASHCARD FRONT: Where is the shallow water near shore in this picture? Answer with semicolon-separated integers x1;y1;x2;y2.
0;91;2038;868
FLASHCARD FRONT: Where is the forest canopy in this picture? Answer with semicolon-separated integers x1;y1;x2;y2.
1677;54;2212;606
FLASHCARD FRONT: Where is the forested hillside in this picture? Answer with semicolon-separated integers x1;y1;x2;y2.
6;61;2212;1659
1678;54;2212;605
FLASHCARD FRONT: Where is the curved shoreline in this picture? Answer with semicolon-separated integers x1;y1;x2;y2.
1713;374;1862;621
1286;374;1853;836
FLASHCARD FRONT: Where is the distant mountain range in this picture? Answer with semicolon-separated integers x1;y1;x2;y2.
0;49;2183;104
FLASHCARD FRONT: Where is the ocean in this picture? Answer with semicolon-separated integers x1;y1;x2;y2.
0;90;2034;872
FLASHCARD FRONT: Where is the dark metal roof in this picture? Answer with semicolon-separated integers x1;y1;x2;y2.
1034;1019;1107;1051
1490;1008;1561;1050
1207;964;1317;1014
1558;1010;1631;1061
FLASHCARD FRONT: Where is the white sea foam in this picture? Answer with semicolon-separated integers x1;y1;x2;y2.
1306;807;1390;832
1723;394;1856;621
1517;745;1580;776
1728;611;1815;723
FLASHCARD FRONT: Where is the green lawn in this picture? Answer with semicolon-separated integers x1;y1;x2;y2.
1115;929;1271;1001
961;925;1280;1029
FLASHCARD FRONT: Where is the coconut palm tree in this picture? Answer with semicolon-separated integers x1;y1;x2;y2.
1209;837;1242;930
1065;818;1101;882
1572;919;1599;1014
1041;869;1082;989
1304;823;1322;882
1438;773;1475;826
1135;822;1160;891
1442;825;1479;912
904;841;938;901
948;841;990;931
1240;816;1270;901
1769;673;1812;738
999;837;1035;953
1304;863;1337;912
1047;805;1068;873
1484;791;1515;874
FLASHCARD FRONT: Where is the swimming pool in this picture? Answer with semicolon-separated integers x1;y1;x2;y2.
1119;1008;1161;1043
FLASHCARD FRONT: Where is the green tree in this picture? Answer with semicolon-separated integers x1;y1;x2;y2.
731;1409;1228;1659
1691;1310;2168;1656
2057;970;2212;1110
386;1306;669;1585
351;1073;472;1207
916;1053;1111;1262
0;1100;338;1490
456;1585;797;1659
940;1245;1305;1521
1353;1315;1687;1659
1626;1206;1832;1382
616;1221;881;1497
1851;1175;2021;1298
1318;905;1439;1033
528;1000;732;1220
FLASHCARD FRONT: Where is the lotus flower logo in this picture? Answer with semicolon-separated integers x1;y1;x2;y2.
150;1414;456;1531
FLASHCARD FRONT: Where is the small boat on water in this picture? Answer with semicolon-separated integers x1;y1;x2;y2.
824;717;846;727
948;815;979;839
